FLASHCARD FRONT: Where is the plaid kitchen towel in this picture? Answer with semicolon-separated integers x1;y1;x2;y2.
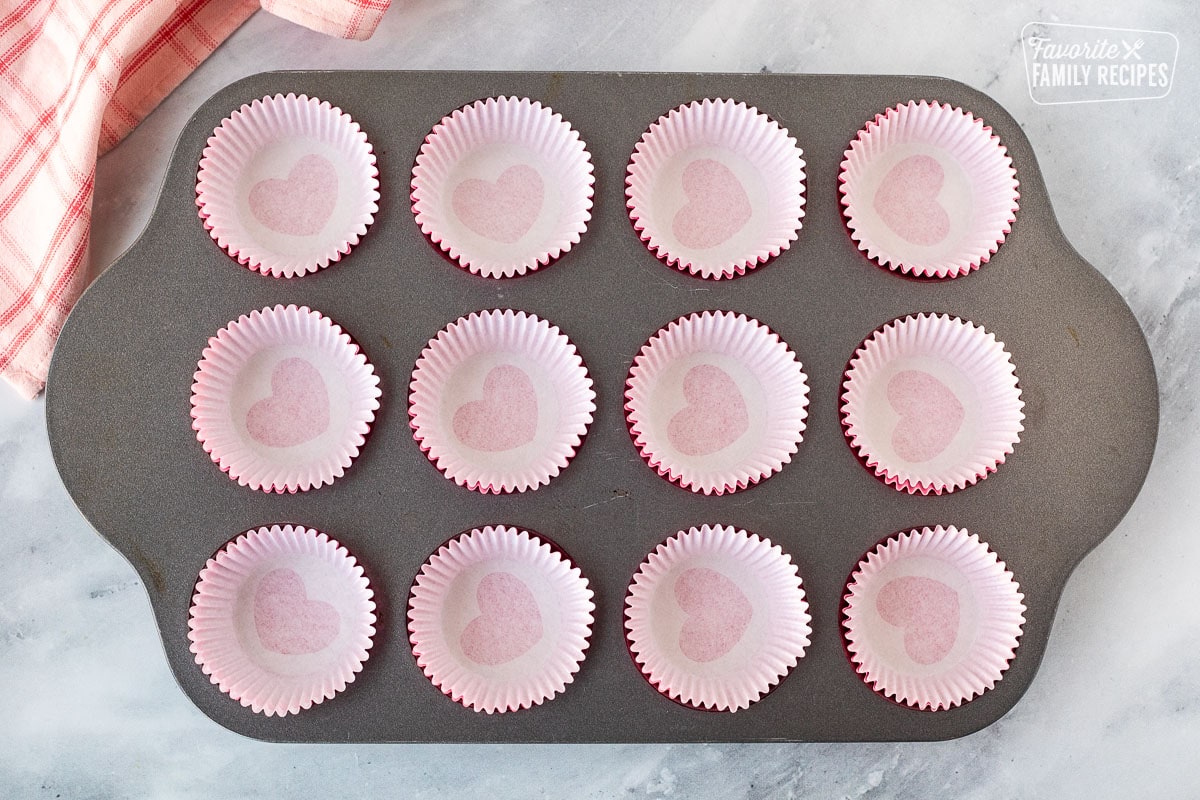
0;0;390;399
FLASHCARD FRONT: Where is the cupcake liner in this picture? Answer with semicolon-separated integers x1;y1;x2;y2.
839;100;1020;279
407;525;595;713
411;96;594;278
842;525;1026;711
187;524;377;717
409;309;596;494
626;98;805;279
625;310;809;495
191;304;381;494
841;313;1024;495
625;524;812;712
196;93;380;278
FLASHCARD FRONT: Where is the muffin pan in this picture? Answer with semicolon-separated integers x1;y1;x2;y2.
45;70;1157;742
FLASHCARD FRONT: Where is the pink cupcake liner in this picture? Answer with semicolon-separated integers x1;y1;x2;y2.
843;525;1026;711
191;304;381;494
411;96;594;278
625;310;809;495
407;525;595;714
196;93;380;278
409;309;595;494
839;100;1020;279
625;524;812;712
841;313;1024;495
626;98;806;279
187;524;377;717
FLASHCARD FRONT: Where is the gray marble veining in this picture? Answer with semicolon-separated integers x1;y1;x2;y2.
3;1;1198;796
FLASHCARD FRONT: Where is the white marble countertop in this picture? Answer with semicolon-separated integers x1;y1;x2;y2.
3;2;1198;796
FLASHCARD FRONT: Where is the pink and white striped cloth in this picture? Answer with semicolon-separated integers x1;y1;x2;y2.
0;0;390;398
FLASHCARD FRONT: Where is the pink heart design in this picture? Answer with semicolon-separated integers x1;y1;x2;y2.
887;370;965;463
872;154;951;247
675;567;753;662
460;572;543;666
248;154;339;236
452;164;545;244
876;576;960;665
671;158;753;249
452;364;538;452
667;364;749;456
253;568;341;655
245;358;331;448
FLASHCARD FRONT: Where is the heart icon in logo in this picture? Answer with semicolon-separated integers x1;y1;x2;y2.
245;357;331;448
452;164;545;244
248;153;339;236
253;568;342;655
667;364;749;457
671;158;753;250
452;364;539;452
886;369;965;463
876;575;960;665
460;571;544;666
872;154;952;247
674;567;753;662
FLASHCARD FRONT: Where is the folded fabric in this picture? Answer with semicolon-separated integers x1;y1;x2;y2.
0;0;390;399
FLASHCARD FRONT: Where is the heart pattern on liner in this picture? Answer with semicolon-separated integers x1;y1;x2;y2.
452;164;545;244
671;158;753;250
886;369;965;463
245;357;331;448
876;575;961;665
667;364;750;457
253;568;342;655
460;571;544;666
872;154;952;247
248;153;339;237
674;567;753;662
452;364;539;452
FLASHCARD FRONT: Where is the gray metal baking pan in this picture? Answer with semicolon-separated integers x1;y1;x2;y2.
45;70;1158;742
